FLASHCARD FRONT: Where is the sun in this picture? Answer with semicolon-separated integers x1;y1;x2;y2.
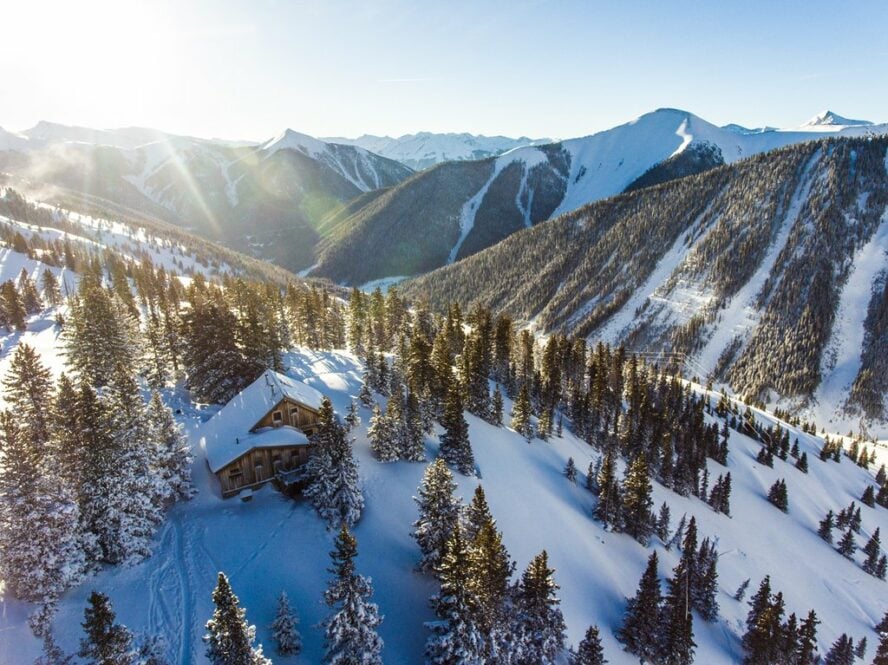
2;0;185;129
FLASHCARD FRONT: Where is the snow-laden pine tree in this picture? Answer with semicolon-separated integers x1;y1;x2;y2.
439;382;475;476
64;272;140;388
91;365;166;564
0;347;86;622
204;573;271;665
401;389;427;461
571;625;607;665
617;551;662;662
146;391;194;503
323;525;384;665
271;591;302;656
344;398;361;432
367;402;398;462
79;591;135;665
413;459;462;574
304;397;364;528
511;550;566;665
0;409;85;622
425;522;485;664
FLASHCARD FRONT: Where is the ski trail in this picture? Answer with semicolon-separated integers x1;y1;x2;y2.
692;150;821;378
174;515;196;665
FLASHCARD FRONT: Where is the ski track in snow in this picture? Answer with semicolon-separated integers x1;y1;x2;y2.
813;206;888;422
448;148;549;264
693;151;821;378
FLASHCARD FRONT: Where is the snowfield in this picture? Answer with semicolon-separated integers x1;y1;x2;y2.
2;340;887;664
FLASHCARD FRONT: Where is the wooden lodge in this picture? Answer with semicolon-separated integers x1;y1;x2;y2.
198;370;326;498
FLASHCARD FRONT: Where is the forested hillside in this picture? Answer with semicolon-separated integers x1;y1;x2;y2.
313;109;887;286
403;137;888;433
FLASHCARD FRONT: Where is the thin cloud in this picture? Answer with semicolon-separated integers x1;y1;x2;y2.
377;77;437;83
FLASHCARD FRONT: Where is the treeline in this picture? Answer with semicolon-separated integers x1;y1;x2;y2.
400;136;888;411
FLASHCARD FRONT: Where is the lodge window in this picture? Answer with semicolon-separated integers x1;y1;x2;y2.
290;407;300;423
272;410;283;426
229;469;242;488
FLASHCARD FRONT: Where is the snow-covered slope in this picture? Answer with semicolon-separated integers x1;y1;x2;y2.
325;132;550;171
1;344;886;664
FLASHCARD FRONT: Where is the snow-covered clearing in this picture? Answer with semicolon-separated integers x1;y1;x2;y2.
3;342;887;664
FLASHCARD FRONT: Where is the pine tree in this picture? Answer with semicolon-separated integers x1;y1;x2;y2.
439;382;475;476
204;573;271;665
862;527;882;575
304;398;364;528
0;280;27;331
79;591;135;665
661;522;696;665
742;578;785;665
594;451;622;528
367;403;398;462
344;399;361;432
855;636;867;659
796;610;819;665
401;389;427;462
425;522;484;664
491;385;504;426
571;625;607;665
146;391;194;503
617;551;662;663
466;497;512;638
565;457;578;484
413;459;462;574
0;408;85;606
734;579;750;602
693;538;719;621
767;479;789;512
862;485;877;507
824;633;854;665
837;528;856;558
656;502;672;542
512;550;566;665
796;451;808;473
511;382;534;440
622;455;654;545
323;525;384;665
271;591;302;656
818;510;835;543
875;627;888;665
41;269;63;307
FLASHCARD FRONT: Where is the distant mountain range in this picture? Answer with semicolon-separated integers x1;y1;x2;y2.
322;132;550;171
0;122;412;271
0;110;883;278
310;109;887;285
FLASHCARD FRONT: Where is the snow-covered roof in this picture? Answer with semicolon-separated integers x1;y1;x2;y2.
197;370;324;472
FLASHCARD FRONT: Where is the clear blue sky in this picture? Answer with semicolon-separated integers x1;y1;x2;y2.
1;0;886;141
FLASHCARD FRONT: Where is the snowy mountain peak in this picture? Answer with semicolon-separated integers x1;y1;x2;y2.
261;128;331;158
802;110;873;127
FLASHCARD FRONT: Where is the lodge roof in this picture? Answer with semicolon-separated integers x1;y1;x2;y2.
197;370;324;472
